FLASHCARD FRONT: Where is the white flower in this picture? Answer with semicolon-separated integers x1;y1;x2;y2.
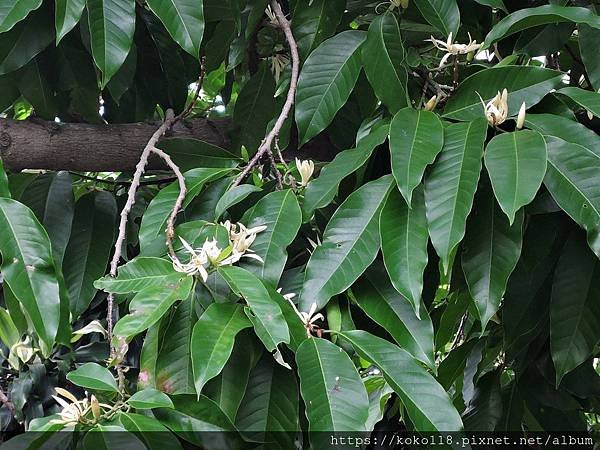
172;237;209;282
219;221;266;265
295;159;314;187
516;102;526;130
49;388;109;426
287;299;325;337
71;320;108;343
427;32;482;67
424;95;438;111
270;53;290;83
477;88;509;126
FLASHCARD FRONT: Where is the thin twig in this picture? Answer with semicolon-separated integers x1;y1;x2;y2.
70;172;177;187
175;57;207;122
451;314;468;350
231;0;300;188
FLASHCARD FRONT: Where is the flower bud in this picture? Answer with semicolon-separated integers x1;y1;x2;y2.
91;395;101;421
400;0;409;8
516;102;526;130
424;95;438;111
295;159;315;187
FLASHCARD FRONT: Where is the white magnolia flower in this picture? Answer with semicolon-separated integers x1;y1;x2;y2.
50;388;109;426
516;102;526;130
71;320;108;343
424;95;439;111
287;299;325;337
270;53;290;83
478;88;509;126
295;159;314;187
428;32;482;67
172;237;210;282
220;221;266;265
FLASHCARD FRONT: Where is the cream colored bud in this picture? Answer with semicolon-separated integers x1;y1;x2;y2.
516;102;526;130
400;0;409;8
424;95;438;111
295;159;315;187
91;395;101;420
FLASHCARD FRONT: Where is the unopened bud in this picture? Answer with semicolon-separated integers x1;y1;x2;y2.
91;395;101;420
516;102;526;130
400;0;409;8
424;95;438;111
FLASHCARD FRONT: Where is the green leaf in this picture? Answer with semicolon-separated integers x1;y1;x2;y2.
299;175;394;311
67;362;119;392
86;0;136;87
292;0;345;60
239;189;302;288
525;113;600;153
302;121;389;220
0;158;9;198
556;86;600;117
63;191;117;318
127;389;174;409
461;182;523;329
113;276;193;339
214;184;261;220
544;136;600;259
55;0;86;43
191;303;252;393
484;130;547;224
0;0;42;33
551;232;600;384
353;262;435;370
424;119;487;272
296;338;369;438
473;0;507;13
443;66;563;121
579;24;600;91
0;307;20;348
118;413;182;450
412;0;460;37
159;138;241;172
380;186;429;318
84;425;146;450
0;198;62;355
94;257;179;293
483;5;600;48
146;0;204;57
296;30;367;145
338;330;464;432
390;107;444;205
362;13;407;113
219;265;290;351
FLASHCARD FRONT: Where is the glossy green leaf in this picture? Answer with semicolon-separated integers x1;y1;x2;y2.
579;24;600;91
551;232;600;384
300;175;394;311
0;307;19;349
94;257;180;293
362;13;407;113
214;184;261;220
0;198;62;355
296;30;366;145
461;182;523;329
544;136;600;259
339;331;464;432
191;303;251;393
219;265;289;351
113;277;193;339
84;425;146;450
525;113;600;153
159;138;241;172
353;262;435;370
443;66;563;121
146;0;204;57
67;362;119;392
292;0;345;60
296;338;369;439
17;59;56;120
127;389;174;409
556;87;600;117
424;119;487;272
63;191;117;318
473;0;507;13
0;0;42;33
484;130;547;224
118;413;182;450
302;121;389;220
413;0;460;37
55;0;86;42
380;186;429;317
483;5;600;48
86;0;136;87
390;107;444;205
240;189;302;287
0;158;9;198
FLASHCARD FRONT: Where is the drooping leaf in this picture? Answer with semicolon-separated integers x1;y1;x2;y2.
412;0;460;37
424;119;487;272
390;107;444;205
473;0;507;13
295;30;367;145
0;0;42;33
300;175;394;311
380;186;429;317
338;330;464;432
67;362;119;392
579;24;600;91
94;257;180;293
214;184;261;220
127;389;174;410
556;86;600;117
146;0;204;57
55;0;86;42
484;130;547;224
191;303;252;394
292;0;345;60
17;58;57;120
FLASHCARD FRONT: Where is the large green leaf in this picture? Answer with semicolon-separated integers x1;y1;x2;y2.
353;263;435;370
63;191;117;318
484;130;547;224
118;413;182;450
146;0;204;58
295;30;366;145
443;66;563;121
390;107;444;205
55;0;86;42
17;59;57;120
219;265;289;351
127;389;174;410
483;5;600;48
339;331;464;432
525;113;600;153
424;119;487;272
214;184;261;220
67;362;119;392
0;0;42;33
113;277;193;339
461;182;523;329
579;24;600;91
551;232;600;385
0;198;62;355
86;0;136;87
95;257;180;293
544;136;600;259
296;338;369;440
239;189;301;288
380;186;429;317
299;175;394;311
556;86;600;117
413;0;460;37
302;121;389;220
362;13;407;113
159;138;241;172
191;303;251;394
292;0;345;60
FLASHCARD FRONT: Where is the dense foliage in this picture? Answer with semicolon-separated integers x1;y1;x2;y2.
0;0;599;447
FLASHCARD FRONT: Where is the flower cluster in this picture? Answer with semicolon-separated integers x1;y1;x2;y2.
427;32;482;67
50;388;107;426
172;222;267;282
